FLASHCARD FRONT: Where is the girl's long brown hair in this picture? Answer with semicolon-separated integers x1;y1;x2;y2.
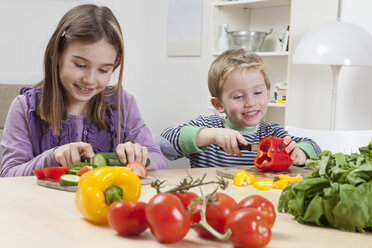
35;4;124;143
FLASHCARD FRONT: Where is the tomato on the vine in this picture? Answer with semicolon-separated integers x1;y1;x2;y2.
107;201;147;236
190;192;238;238
238;195;276;228
145;193;190;243
173;191;199;208
225;208;271;248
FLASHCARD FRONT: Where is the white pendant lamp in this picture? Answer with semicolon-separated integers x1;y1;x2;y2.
292;0;372;130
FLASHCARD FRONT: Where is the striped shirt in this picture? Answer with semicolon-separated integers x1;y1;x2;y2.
159;115;321;168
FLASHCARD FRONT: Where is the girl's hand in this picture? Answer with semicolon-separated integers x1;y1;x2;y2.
53;142;95;167
196;128;248;156
116;142;148;165
283;136;307;165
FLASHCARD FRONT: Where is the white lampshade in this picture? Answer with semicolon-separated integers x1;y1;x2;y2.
293;21;372;66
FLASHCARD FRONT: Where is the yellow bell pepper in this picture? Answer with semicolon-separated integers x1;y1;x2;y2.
233;171;258;186
233;171;248;186
278;174;303;182
272;179;289;189
75;166;141;224
253;179;274;191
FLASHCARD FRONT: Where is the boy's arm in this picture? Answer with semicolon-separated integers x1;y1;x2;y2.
160;125;249;158
159;115;219;160
159;126;206;160
296;142;318;159
268;123;322;160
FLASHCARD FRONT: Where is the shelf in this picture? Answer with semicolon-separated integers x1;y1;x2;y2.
212;51;288;57
214;0;290;9
268;102;286;108
256;51;288;57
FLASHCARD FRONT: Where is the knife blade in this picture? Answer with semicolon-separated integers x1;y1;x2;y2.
81;157;93;163
238;143;258;151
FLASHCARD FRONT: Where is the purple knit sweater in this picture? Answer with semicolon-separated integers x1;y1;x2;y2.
0;87;167;176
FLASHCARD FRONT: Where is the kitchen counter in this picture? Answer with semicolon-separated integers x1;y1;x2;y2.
1;167;371;248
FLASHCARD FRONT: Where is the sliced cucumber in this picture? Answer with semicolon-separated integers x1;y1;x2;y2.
67;167;80;175
93;152;150;167
59;174;80;186
93;153;119;167
68;162;96;174
70;162;97;168
107;158;123;166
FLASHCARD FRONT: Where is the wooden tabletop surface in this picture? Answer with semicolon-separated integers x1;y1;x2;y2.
1;167;371;248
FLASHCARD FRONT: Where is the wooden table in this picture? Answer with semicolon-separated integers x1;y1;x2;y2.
1;167;371;248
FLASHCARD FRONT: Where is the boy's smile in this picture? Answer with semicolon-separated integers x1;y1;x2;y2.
212;68;270;129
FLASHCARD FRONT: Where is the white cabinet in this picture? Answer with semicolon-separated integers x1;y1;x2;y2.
209;0;291;127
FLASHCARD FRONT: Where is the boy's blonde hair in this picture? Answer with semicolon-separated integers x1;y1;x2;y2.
208;49;270;99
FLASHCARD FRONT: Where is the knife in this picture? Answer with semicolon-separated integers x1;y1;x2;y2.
238;143;258;151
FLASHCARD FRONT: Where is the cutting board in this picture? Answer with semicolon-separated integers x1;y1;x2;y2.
216;166;313;181
37;176;156;192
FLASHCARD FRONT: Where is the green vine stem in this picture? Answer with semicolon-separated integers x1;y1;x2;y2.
151;173;229;194
190;194;232;241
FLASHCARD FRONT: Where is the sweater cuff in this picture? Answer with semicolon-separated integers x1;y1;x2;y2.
297;142;317;159
179;126;206;154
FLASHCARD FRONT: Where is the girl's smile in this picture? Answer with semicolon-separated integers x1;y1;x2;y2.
74;84;94;95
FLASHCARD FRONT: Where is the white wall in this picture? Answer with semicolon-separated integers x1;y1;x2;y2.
0;0;211;168
3;0;372;167
287;0;372;130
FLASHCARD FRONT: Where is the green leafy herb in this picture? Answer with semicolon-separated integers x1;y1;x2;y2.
278;138;372;232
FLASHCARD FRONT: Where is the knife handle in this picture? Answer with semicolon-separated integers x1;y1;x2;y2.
238;143;252;151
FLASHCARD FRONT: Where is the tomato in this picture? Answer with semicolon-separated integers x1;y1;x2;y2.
126;161;147;179
173;192;199;208
145;193;190;243
225;208;271;248
190;192;238;239
107;201;147;236
238;195;276;228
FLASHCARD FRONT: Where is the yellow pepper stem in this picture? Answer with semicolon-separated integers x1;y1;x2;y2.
105;185;123;205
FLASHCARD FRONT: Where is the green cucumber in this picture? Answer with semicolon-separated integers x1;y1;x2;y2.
67;162;96;175
70;162;97;168
59;174;80;186
67;167;81;175
93;152;150;167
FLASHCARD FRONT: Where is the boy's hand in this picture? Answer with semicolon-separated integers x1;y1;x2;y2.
196;128;248;156
116;142;148;165
283;136;307;165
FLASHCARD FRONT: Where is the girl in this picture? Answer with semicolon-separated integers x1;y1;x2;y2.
0;4;167;176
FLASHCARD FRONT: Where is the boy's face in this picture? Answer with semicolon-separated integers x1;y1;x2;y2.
212;69;270;129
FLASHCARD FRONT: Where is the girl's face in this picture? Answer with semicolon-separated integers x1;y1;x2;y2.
213;69;270;129
59;39;117;115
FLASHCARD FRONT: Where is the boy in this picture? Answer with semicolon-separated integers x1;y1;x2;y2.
159;49;321;168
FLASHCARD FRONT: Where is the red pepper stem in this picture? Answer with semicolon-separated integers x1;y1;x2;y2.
191;195;231;241
104;185;123;205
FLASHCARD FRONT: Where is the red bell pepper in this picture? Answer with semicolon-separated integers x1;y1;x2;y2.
254;137;292;171
33;167;69;181
33;168;46;180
